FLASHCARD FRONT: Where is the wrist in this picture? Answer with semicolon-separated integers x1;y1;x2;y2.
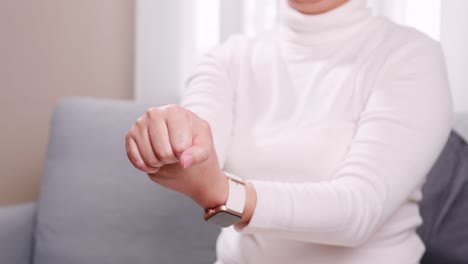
202;174;256;228
193;171;229;209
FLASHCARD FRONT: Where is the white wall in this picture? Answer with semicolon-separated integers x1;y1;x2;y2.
441;0;468;113
135;0;183;103
135;0;278;103
135;0;223;103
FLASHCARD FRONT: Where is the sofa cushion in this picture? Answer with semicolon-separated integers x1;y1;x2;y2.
35;98;220;264
418;130;468;264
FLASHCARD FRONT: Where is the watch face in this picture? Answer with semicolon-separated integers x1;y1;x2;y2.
205;210;242;228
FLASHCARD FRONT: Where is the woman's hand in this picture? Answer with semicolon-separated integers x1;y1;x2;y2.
125;105;228;209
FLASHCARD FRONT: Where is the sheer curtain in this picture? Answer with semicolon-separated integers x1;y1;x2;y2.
135;0;467;111
134;0;277;103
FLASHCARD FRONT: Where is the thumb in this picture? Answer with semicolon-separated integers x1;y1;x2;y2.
179;141;210;169
179;110;213;168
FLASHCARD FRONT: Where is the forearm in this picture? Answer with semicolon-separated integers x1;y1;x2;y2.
227;170;382;246
237;178;385;247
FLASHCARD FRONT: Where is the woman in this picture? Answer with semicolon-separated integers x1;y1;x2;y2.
125;0;453;263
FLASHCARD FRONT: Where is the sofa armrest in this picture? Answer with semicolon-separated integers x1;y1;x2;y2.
0;202;36;264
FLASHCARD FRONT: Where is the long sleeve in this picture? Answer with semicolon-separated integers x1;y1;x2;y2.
240;38;453;247
181;37;239;168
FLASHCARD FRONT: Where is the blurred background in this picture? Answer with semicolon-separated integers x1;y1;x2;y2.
1;0;467;206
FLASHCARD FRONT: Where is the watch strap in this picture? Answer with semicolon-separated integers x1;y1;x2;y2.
224;172;246;215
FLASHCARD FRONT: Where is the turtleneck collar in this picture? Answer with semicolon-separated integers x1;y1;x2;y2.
279;0;373;46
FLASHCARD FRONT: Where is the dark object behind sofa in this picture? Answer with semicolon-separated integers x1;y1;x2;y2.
418;131;468;264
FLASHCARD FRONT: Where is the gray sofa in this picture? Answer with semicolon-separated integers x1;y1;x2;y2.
1;97;467;264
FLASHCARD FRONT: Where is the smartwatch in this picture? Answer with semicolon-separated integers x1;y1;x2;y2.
204;173;246;227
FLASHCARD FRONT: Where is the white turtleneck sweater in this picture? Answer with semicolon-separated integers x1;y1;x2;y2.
181;1;453;263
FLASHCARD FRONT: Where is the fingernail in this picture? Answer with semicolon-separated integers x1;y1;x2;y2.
182;155;193;168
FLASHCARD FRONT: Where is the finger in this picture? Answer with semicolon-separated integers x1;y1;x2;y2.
126;136;159;174
165;106;193;158
133;122;164;168
147;115;178;164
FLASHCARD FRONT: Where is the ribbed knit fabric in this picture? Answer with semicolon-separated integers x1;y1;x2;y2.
182;1;453;263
